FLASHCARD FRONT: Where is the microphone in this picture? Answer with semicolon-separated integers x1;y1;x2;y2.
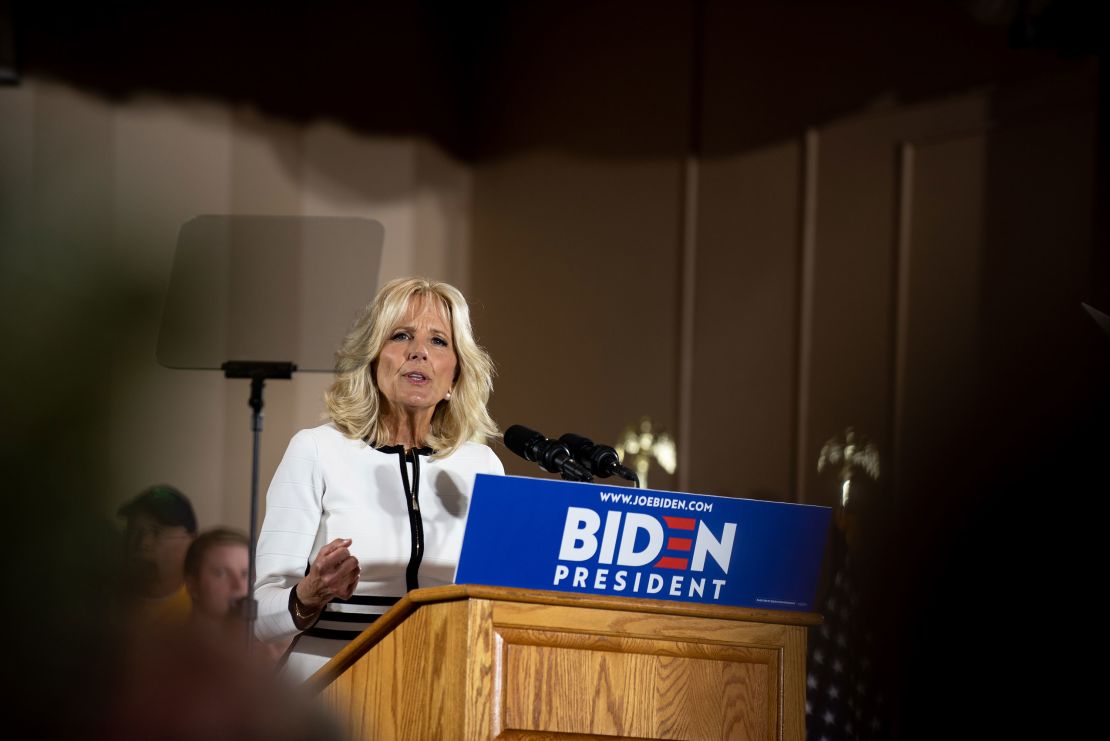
504;425;593;482
559;433;639;485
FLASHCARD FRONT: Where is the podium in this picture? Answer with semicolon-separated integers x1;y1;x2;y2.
308;584;819;741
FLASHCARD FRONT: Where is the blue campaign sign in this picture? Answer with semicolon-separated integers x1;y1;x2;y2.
455;474;832;611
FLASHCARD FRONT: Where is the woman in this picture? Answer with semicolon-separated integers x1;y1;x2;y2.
254;277;503;681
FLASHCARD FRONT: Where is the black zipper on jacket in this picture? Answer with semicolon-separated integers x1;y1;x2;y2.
295;444;431;648
396;448;425;592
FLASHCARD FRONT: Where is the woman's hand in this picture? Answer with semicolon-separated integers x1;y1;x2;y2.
295;538;360;611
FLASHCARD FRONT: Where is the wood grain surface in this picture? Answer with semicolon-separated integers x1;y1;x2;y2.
313;586;814;740
497;628;775;740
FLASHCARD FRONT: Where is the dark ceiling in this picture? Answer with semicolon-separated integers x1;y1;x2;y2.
8;0;1106;161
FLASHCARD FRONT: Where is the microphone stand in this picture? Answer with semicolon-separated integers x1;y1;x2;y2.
222;360;296;652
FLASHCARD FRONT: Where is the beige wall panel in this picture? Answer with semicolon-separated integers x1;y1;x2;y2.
108;96;235;526
471;154;683;490
30;80;115;248
302;123;416;284
413;140;473;292
970;107;1097;437
799;94;990;505
229;106;304;213
894;133;986;493
468;0;690;489
897;102;1095;481
688;142;801;500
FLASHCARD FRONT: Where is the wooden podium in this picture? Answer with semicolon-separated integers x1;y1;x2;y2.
307;584;819;740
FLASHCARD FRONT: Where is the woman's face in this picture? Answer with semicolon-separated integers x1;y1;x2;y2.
375;295;458;419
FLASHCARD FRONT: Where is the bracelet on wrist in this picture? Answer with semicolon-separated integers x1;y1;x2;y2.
290;587;322;624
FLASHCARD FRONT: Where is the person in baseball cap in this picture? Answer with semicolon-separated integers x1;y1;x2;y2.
119;484;198;624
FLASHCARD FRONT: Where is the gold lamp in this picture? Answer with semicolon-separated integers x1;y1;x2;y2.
614;417;677;490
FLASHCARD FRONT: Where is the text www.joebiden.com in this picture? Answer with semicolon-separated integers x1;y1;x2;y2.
597;491;713;512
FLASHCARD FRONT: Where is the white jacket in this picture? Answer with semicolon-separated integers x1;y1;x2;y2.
254;423;503;681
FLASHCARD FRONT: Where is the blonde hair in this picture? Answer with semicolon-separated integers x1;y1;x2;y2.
325;277;498;457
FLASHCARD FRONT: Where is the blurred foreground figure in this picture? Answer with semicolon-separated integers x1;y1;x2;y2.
112;533;328;738
107;621;340;741
119;484;197;624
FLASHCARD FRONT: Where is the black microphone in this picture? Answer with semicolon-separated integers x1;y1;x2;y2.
504;425;593;482
559;433;639;485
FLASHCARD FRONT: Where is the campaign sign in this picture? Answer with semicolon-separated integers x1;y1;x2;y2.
455;474;831;611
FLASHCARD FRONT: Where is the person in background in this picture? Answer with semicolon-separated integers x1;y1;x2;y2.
118;484;197;625
184;528;250;636
111;521;331;739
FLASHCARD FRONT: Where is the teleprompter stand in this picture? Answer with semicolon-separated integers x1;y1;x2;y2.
222;361;296;650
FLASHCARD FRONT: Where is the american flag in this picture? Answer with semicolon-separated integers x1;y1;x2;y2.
806;547;889;741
